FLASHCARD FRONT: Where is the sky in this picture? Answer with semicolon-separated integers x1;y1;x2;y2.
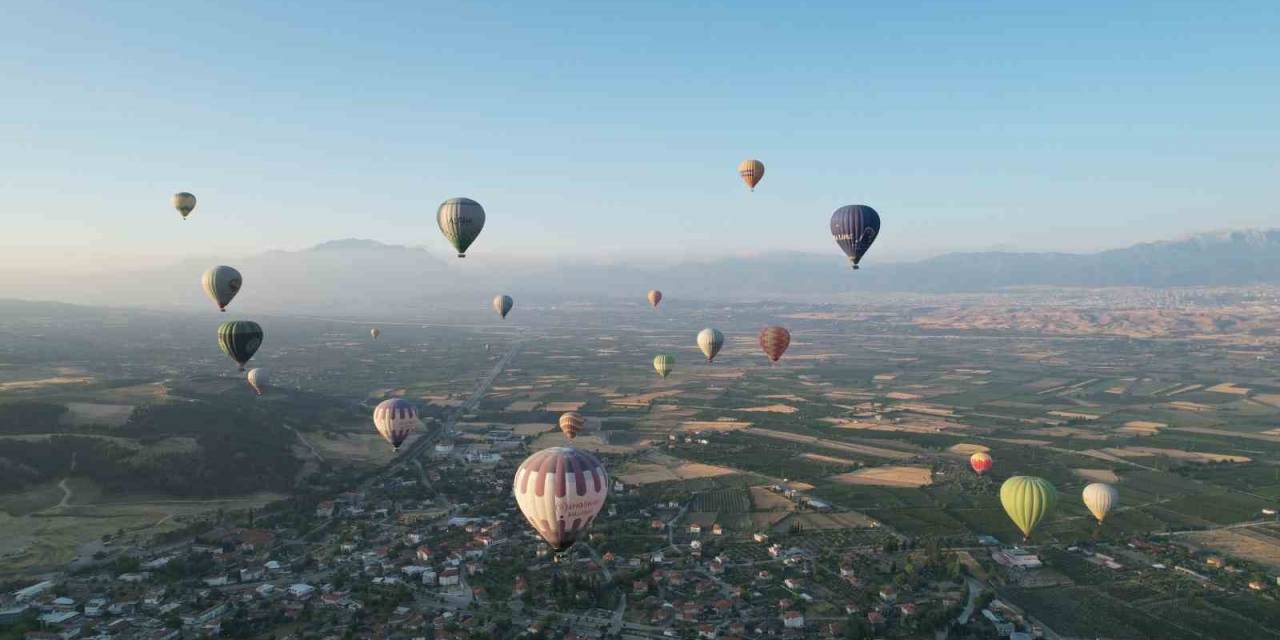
3;1;1279;274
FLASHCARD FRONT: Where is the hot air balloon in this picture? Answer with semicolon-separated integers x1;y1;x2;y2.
758;326;791;363
172;192;196;220
373;398;420;451
246;368;269;396
513;447;609;552
370;328;381;339
217;321;262;371
437;197;486;258
1082;482;1118;525
737;159;764;191
493;294;514;319
559;411;584;440
201;266;242;312
653;354;674;379
969;452;993;475
697;328;725;363
647;290;662;309
830;205;881;269
1000;476;1057;540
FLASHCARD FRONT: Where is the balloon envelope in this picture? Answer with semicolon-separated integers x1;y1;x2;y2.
559;411;584;440
172;192;196;219
697;328;725;363
969;452;993;475
437;197;486;257
738;159;764;191
1082;482;1118;524
370;328;381;339
246;368;269;396
829;205;881;269
653;354;674;378
513;446;608;551
202;265;242;312
217;321;263;371
758;326;791;362
1000;476;1057;540
647;290;662;308
493;294;514;319
373;398;419;451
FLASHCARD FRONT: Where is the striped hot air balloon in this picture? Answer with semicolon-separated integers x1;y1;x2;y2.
969;452;993;475
830;204;881;269
1000;476;1057;540
513;447;609;552
246;368;269;396
172;192;196;220
758;326;791;363
647;289;662;309
201;265;242;312
217;321;263;371
697;328;724;363
437;197;486;258
558;411;584;440
738;159;765;191
653;354;674;379
493;294;514;319
1082;482;1118;524
373;398;420;451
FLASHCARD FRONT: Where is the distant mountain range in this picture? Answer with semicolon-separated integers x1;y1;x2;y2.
7;229;1280;313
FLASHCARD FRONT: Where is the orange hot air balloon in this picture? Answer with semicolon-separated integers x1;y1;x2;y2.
647;290;662;308
737;159;764;191
758;326;790;362
558;412;584;440
969;452;993;475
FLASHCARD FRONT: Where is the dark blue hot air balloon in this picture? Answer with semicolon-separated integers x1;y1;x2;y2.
829;205;881;269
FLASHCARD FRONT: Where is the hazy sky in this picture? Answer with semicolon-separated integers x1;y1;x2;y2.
3;1;1279;271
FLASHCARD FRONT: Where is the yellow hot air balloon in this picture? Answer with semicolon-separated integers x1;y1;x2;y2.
653;354;674;379
737;159;764;191
1082;482;1118;524
1000;476;1057;540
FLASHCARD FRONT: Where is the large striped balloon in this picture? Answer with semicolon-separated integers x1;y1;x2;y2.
217;321;263;371
653;354;674;379
758;326;791;362
829;204;881;269
202;265;242;312
493;294;514;319
373;398;419;451
172;192;196;220
737;159;764;191
558;411;584;440
437;197;486;258
697;327;724;363
513;447;609;551
1000;476;1057;540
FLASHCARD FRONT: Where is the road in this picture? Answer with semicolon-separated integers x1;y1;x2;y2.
956;576;981;625
362;337;524;490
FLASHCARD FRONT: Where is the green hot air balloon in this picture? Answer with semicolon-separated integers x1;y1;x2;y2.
653;354;674;379
1000;476;1057;541
437;197;486;258
217;321;263;371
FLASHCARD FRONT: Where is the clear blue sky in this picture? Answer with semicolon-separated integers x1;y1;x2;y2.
3;1;1278;271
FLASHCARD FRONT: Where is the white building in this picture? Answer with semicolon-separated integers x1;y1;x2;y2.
288;584;316;599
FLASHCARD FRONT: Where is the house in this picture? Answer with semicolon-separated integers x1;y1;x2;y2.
240;567;264;582
689;524;702;535
782;610;804;629
633;580;649;595
783;578;802;590
879;586;897;603
440;568;461;586
753;533;769;543
514;576;528;596
993;548;1043;569
866;611;885;626
711;523;723;535
315;501;335;518
898;603;917;616
287;584;316;599
421;569;438;585
12;581;54;602
651;519;665;530
698;624;717;639
416;546;434;562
